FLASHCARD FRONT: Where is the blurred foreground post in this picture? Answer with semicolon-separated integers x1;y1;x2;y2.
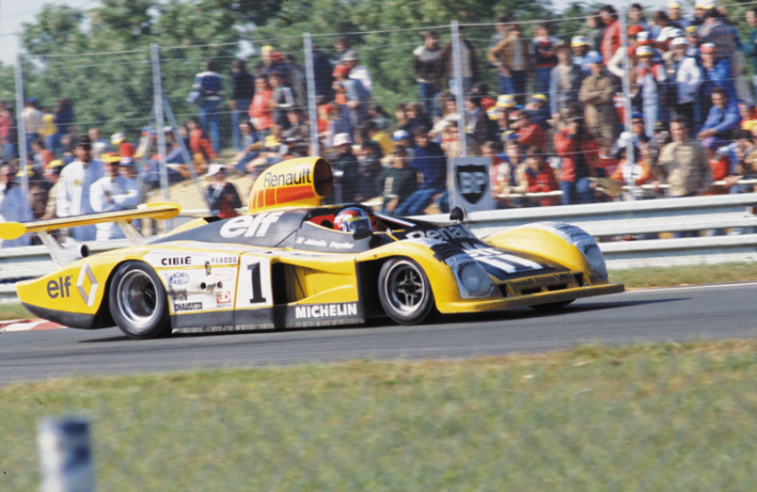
303;33;320;157
38;418;95;492
451;21;467;158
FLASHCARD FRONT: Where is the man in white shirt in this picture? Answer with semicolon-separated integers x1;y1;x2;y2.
0;162;33;248
56;136;104;241
343;50;373;94
90;152;141;241
21;97;44;154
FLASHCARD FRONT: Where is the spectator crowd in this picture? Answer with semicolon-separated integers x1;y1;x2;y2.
5;0;757;247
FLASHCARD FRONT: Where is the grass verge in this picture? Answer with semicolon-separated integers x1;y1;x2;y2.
2;341;757;491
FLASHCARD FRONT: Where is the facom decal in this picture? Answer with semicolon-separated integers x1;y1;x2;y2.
211;268;236;282
47;275;73;298
76;264;98;307
174;302;202;313
220;212;285;238
168;272;190;286
294;303;358;319
216;291;232;304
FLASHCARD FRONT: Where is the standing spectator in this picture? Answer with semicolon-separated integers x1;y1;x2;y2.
0;161;32;248
365;120;393;156
668;0;689;29
394;127;447;216
282;109;310;143
549;42;585;119
699;8;740;62
55;98;75;136
230;60;254;152
572;36;601;76
190;59;224;154
441;27;480;97
629;3;651;31
332;133;361;202
343;50;373;95
653;115;711;196
0;107;17;160
633;46;668;139
587;12;606;53
333;36;351;65
600;5;622;67
41;106;61;158
465;92;497;152
88;128;112;155
311;45;335;101
259;46;290;83
355;129;384;200
206;164;242;218
21;97;44;154
700;42;737;106
487;23;532;103
284;53;307;110
249;75;274;141
56;136;104;241
489;15;511;53
231;121;261;173
187;117;217;174
376;145;418;215
579;52;620;143
41;159;64;220
333;64;370;134
414;30;444;118
532;22;559;96
697;86;741;147
669;37;702;126
745;8;757;98
405;102;433;141
269;71;295;130
554;113;599;205
90;152;141;240
525;94;551;130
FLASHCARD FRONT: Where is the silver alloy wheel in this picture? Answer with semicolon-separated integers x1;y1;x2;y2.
117;269;158;332
383;260;427;316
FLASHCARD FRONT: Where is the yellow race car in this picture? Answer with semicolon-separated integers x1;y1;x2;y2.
0;157;623;339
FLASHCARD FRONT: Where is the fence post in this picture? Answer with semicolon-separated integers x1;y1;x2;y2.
620;8;636;200
150;44;170;206
303;33;320;157
14;54;29;195
451;21;467;158
38;418;95;492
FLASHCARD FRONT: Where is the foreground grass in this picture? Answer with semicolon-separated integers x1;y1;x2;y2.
609;261;757;288
2;341;757;491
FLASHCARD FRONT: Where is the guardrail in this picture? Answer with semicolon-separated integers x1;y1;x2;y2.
2;193;757;304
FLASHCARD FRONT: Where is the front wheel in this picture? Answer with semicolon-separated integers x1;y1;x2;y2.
378;258;435;325
109;261;171;339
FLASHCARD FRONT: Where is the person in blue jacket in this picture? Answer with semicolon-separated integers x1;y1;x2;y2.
697;86;741;150
394;126;448;216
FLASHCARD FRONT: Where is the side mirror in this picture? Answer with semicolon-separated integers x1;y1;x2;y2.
449;206;466;223
353;226;373;240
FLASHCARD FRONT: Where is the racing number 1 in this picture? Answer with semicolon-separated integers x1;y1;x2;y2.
248;263;266;304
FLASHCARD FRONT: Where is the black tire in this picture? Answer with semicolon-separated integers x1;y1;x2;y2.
378;258;435;325
109;261;171;339
529;299;575;312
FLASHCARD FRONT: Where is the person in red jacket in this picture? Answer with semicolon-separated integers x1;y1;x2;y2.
524;152;560;206
600;5;621;66
513;110;547;152
554;112;599;204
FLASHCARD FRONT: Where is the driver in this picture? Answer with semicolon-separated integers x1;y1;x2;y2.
333;207;374;233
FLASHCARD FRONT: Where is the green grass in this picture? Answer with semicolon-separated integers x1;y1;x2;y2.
610;262;757;288
2;342;757;491
0;302;35;321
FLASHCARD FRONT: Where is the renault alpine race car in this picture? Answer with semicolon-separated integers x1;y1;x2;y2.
0;157;623;339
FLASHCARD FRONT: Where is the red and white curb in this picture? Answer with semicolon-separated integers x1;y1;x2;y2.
0;319;65;332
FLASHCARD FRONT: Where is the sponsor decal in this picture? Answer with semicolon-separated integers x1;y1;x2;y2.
169;290;188;301
405;224;477;241
162;256;191;266
216;291;232;304
210;256;237;265
295;303;358;319
510;272;574;290
211;268;236;282
144;251;239;268
296;237;305;244
76;264;98;307
454;164;489;204
168;272;190;286
303;238;326;247
329;241;354;250
220;212;285;238
262;167;312;188
47;275;73;299
174;302;202;313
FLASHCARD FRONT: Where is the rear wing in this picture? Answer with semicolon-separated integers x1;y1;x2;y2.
0;203;180;266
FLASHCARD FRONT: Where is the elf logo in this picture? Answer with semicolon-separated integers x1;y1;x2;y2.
47;276;73;299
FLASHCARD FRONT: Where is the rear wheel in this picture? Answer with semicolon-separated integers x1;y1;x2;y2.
109;261;171;339
529;299;574;312
378;258;434;325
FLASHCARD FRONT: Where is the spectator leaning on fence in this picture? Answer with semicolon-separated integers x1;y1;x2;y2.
190;59;224;154
376;145;418;215
56;136;104;241
89;152;141;241
413;30;444;119
652;115;712;197
554;111;599;205
332;133;361;203
0;161;32;248
697;86;741;148
394;126;447;216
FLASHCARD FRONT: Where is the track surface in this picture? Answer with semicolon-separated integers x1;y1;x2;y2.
1;283;756;385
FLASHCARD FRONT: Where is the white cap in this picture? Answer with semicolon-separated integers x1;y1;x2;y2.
207;163;227;176
668;0;682;8
695;0;716;8
332;133;353;147
672;36;688;46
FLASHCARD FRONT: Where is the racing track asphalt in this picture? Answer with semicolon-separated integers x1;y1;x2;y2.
1;282;756;385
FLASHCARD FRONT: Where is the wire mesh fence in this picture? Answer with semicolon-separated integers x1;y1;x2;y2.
4;5;757;245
